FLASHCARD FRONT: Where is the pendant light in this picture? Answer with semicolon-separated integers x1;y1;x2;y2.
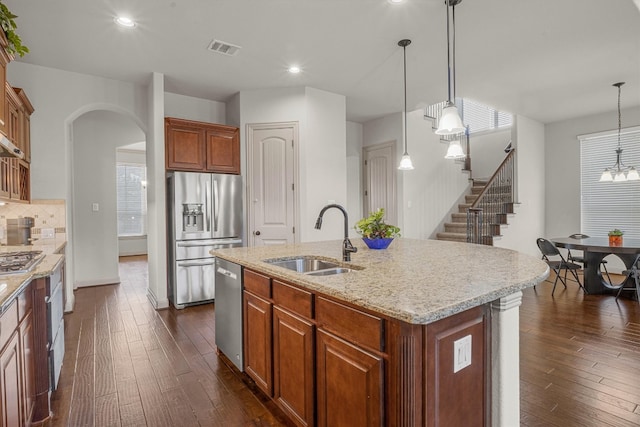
398;39;414;171
435;0;465;136
599;82;639;182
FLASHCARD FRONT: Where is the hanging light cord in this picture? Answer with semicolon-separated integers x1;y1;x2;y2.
445;0;452;103
452;1;457;101
617;83;622;151
403;42;408;155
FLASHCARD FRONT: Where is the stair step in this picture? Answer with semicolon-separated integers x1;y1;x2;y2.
436;232;468;243
445;223;467;233
451;212;510;225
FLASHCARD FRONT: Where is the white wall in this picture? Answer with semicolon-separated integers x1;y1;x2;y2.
471;129;512;179
544;106;640;238
346;121;363;237
72;110;145;286
238;87;348;243
493;116;545;257
164;92;226;124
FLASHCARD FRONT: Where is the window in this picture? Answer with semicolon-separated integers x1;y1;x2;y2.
425;98;513;134
116;163;147;236
580;126;640;239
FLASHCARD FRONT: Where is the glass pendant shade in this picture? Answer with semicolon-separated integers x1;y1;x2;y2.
614;171;627;182
444;139;466;159
398;154;414;170
627;167;640;181
436;104;465;135
599;169;613;182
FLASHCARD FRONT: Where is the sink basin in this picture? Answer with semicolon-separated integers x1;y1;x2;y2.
306;268;352;276
264;257;340;273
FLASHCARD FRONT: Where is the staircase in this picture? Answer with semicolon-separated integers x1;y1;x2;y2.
436;180;488;243
437;149;517;245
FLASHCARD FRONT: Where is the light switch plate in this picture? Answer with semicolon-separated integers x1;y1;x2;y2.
453;335;472;373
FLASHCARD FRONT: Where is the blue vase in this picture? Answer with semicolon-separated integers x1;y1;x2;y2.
362;237;393;250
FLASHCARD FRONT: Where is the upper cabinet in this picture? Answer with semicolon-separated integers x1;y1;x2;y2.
0;32;33;204
165;117;240;174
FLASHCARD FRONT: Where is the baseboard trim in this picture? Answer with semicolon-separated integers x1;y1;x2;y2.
74;277;121;288
147;288;169;310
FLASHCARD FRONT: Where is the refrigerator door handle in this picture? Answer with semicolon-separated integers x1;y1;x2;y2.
177;261;216;268
205;178;211;232
213;178;220;232
177;239;242;247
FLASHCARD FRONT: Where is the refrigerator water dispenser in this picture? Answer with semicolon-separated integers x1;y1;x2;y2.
182;203;204;232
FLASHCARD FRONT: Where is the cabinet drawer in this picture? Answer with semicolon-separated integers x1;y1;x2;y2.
316;296;384;352
273;280;313;319
244;269;271;299
17;282;33;322
0;299;18;350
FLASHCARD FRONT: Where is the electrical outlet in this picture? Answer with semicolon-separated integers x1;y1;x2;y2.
41;228;55;239
453;335;472;373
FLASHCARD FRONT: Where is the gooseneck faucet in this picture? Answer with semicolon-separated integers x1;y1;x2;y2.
314;204;357;261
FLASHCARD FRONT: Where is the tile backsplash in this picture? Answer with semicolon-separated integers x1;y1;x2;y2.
0;199;66;235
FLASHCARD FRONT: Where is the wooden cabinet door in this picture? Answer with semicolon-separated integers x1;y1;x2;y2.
0;332;22;427
316;329;383;427
165;119;206;171
0;158;10;199
0;59;6;138
273;307;314;427
19;311;35;425
243;291;273;396
205;126;240;174
8;159;20;200
6;86;20;148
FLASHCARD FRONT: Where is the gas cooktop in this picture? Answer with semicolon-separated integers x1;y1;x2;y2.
0;250;44;274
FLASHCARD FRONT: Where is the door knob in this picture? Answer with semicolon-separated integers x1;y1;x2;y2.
255;231;261;236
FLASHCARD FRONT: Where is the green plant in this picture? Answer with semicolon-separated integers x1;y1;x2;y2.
608;228;624;236
354;208;400;239
0;2;28;57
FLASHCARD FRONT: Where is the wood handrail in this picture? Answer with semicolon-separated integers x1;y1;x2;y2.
469;149;516;210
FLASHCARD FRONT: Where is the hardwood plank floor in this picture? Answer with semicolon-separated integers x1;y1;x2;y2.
51;257;640;426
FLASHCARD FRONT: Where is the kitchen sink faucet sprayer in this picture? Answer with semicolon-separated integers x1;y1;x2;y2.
314;204;357;262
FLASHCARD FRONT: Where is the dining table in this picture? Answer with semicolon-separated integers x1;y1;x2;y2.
551;236;640;295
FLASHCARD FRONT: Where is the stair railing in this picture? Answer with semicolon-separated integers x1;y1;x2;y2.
466;149;516;245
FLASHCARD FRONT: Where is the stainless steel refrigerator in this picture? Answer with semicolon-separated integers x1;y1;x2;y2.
167;171;243;309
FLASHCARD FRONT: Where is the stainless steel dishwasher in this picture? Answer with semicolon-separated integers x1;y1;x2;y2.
214;258;243;371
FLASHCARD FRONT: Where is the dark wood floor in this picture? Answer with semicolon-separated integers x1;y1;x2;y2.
50;257;640;426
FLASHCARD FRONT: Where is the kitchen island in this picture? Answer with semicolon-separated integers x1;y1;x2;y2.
213;238;549;427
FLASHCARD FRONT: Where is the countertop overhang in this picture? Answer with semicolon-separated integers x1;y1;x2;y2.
0;235;67;312
213;238;550;324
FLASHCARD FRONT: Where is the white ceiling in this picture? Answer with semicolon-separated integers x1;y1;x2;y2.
5;0;640;124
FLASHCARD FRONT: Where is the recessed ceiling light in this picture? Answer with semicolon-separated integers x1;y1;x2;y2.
288;66;301;74
388;0;405;4
115;16;136;28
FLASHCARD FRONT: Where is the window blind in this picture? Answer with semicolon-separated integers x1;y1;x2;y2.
116;163;147;236
425;98;513;135
580;126;640;239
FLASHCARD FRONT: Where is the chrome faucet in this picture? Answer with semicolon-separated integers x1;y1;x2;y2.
314;204;357;262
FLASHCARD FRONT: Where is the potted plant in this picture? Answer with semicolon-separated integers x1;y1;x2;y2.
0;2;29;57
608;228;623;246
355;208;400;249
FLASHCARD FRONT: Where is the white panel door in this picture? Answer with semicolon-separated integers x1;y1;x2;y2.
363;141;397;225
248;123;297;246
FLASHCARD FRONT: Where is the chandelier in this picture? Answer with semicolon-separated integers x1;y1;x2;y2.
600;82;639;182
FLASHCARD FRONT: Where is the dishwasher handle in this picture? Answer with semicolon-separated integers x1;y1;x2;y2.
216;267;237;280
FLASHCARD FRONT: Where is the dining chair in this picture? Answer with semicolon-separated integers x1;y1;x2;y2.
616;254;640;304
536;238;585;295
567;233;612;284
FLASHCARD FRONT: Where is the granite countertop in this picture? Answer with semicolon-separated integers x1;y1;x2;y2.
0;235;67;313
212;238;550;324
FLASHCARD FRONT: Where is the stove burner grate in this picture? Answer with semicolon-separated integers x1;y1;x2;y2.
0;250;44;274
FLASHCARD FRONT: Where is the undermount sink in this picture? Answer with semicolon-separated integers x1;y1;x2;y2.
263;256;355;275
306;267;352;276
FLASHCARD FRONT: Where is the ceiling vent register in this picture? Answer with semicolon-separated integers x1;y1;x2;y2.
207;39;241;56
